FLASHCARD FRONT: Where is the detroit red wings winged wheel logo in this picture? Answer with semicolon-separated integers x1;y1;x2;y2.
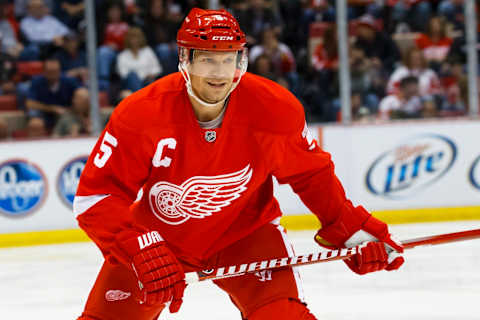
149;165;253;225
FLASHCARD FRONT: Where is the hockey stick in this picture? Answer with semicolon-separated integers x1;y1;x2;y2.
184;228;480;284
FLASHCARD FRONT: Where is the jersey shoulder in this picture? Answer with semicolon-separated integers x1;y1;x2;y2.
110;73;186;131
234;72;305;134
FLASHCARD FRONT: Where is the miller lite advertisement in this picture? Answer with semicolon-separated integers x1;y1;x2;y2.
470;154;480;191
365;134;457;199
324;120;480;210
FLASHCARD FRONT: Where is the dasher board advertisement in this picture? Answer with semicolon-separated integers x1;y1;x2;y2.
0;138;96;233
323;120;480;210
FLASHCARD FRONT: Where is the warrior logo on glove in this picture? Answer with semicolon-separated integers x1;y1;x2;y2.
148;165;253;225
137;231;163;250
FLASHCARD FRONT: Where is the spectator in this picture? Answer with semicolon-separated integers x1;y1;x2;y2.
97;1;129;90
57;0;85;30
389;0;432;32
300;72;337;122
387;47;442;97
347;0;384;19
440;58;467;113
379;75;424;120
0;50;16;94
141;0;179;75
276;0;303;50
249;27;296;77
25;58;79;130
348;44;382;112
303;23;339;122
351;90;373;122
0;116;7;139
54;32;88;84
250;26;299;95
26;116;47;137
14;0;54;18
415;16;453;71
19;0;70;60
297;0;335;48
250;53;276;81
233;0;283;46
0;2;23;57
311;23;338;72
446;23;480;73
53;87;108;137
438;0;465;31
327;43;383;120
99;2;128;51
353;14;401;73
116;26;162;95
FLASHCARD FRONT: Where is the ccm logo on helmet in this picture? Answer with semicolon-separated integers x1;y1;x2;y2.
212;36;233;40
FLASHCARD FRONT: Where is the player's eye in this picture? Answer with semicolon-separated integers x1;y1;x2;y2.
200;58;216;64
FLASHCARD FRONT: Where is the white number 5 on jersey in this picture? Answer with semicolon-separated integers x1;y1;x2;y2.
94;131;118;168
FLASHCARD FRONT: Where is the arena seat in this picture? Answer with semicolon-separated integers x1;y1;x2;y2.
0;95;18;111
16;61;44;78
11;128;27;138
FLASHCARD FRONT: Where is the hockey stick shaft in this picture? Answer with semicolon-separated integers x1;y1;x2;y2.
185;228;480;284
401;228;480;249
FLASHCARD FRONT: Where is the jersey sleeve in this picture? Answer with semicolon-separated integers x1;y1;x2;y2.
74;107;153;261
272;114;371;247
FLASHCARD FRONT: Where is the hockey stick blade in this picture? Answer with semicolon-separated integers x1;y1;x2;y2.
185;228;480;284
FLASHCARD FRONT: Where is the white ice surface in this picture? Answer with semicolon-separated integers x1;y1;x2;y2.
1;221;479;320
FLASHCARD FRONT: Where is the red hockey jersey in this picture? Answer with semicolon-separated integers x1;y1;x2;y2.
75;72;366;266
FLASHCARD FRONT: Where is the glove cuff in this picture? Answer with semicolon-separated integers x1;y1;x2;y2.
346;215;404;253
361;215;389;241
315;205;371;248
108;227;164;265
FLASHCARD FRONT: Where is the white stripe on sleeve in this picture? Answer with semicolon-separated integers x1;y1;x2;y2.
73;194;110;217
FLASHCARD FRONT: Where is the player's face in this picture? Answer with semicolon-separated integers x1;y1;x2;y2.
189;51;237;104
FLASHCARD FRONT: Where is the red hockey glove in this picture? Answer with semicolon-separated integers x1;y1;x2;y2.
110;229;186;312
315;207;404;275
343;229;404;275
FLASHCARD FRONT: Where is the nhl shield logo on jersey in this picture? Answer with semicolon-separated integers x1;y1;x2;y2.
148;165;253;225
204;131;216;142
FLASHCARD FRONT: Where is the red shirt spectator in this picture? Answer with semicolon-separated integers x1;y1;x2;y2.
249;27;296;76
415;16;453;63
103;22;129;50
101;3;128;51
312;43;338;71
311;24;338;71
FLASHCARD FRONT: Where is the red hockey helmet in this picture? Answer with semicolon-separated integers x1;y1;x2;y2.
176;8;246;51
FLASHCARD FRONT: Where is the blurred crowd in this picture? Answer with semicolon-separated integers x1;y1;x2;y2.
0;0;478;140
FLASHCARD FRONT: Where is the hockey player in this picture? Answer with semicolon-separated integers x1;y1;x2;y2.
74;8;404;320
